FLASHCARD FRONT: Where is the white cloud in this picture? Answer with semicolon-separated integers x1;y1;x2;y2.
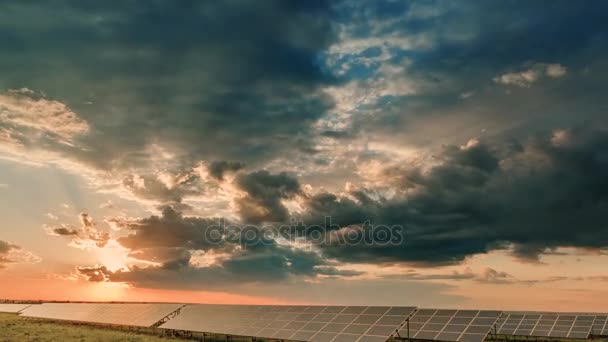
493;63;567;87
546;63;567;78
459;91;475;99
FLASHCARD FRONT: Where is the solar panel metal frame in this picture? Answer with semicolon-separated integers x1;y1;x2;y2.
159;304;416;342
19;303;184;327
395;309;502;342
496;311;597;339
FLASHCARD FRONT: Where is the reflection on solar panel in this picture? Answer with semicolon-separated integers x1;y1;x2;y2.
395;309;502;342
159;305;416;342
0;303;32;313
496;312;596;339
19;303;183;327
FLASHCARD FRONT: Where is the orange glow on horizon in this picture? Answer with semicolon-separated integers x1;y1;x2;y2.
0;275;303;305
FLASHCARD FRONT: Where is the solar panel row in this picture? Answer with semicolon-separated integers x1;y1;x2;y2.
393;309;501;342
159;305;416;342
591;315;608;336
19;303;183;327
12;303;608;341
0;303;32;313
496;312;595;339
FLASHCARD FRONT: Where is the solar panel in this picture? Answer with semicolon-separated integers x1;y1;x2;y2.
591;315;608;336
395;309;502;342
0;303;32;313
159;304;416;342
496;312;596;339
19;303;183;327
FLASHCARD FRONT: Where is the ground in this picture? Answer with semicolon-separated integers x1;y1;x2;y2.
0;313;194;342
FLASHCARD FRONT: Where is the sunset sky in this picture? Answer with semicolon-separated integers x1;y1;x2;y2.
1;1;608;311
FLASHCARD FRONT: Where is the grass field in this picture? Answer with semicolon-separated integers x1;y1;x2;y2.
0;313;194;342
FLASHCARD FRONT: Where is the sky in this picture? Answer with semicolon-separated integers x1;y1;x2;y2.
1;0;608;311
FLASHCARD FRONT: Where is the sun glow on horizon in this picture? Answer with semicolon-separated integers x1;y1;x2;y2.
93;240;131;272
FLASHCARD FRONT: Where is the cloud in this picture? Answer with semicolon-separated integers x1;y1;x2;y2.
0;1;338;172
0;88;89;140
235;171;302;223
385;267;513;284
122;168;202;205
83;250;362;289
65;126;608;288
299;127;608;265
494;63;567;87
207;161;245;181
5;1;608;295
317;0;608;157
75;265;112;282
0;240;40;269
45;213;110;248
0;88;92;167
0;1;344;214
76;249;362;289
99;200;114;210
75;204;363;288
111;206;231;263
476;267;513;284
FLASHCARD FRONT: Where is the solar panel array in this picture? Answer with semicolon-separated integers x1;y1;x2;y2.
394;309;502;342
19;303;183;327
0;303;32;313
496;312;596;339
591;315;608;336
10;302;608;341
159;304;416;342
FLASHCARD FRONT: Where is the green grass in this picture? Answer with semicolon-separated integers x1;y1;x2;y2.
0;313;195;342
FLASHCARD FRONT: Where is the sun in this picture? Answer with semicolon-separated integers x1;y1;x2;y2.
93;240;130;272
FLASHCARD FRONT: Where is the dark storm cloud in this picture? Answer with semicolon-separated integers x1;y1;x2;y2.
235;171;302;223
75;127;608;286
301;128;608;265
78;249;361;288
320;130;353;139
207;161;245;181
333;1;608;146
122;169;200;205
0;0;337;169
300;192;374;227
112;205;231;263
79;206;362;288
338;0;608;85
8;0;608;290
